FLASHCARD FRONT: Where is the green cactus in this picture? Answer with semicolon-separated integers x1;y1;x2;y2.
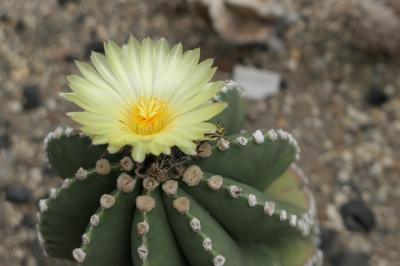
38;82;322;266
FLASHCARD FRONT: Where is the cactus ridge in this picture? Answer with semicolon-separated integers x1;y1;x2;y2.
195;129;300;190
181;173;309;241
38;163;123;259
38;82;322;266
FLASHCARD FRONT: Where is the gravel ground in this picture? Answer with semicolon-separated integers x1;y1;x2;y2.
0;0;399;265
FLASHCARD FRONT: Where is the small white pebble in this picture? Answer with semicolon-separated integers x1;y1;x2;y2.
252;130;265;144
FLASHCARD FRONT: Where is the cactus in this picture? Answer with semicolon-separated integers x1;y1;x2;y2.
38;81;321;266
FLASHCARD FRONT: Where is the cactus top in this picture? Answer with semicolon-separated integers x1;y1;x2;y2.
61;37;227;162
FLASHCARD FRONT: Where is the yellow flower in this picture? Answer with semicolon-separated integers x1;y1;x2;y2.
62;37;227;162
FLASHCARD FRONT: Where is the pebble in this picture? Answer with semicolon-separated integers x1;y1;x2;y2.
22;85;41;111
5;186;33;204
365;86;389;107
330;251;370;266
57;0;80;7
85;41;105;58
319;226;337;252
233;65;281;100
20;215;36;229
340;200;376;233
0;133;11;149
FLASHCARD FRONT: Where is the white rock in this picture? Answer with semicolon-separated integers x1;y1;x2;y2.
233;65;281;100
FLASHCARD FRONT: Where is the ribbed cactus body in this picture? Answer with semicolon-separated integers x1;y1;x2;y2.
38;82;322;266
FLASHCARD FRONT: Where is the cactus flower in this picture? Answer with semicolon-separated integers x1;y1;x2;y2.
62;37;227;162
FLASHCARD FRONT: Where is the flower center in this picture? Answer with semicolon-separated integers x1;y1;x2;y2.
130;97;170;135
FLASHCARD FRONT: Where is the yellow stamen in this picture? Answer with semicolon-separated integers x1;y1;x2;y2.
129;97;170;135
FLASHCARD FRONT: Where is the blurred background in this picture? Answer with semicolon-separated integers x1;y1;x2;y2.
0;0;399;265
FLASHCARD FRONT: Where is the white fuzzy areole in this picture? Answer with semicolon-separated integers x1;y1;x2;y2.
229;185;242;198
95;159;111;175
100;194;115;209
72;248;86;263
213;255;226;266
267;129;278;141
138;245;148;260
39;199;48;212
248;194;257;207
289;215;297;227
49;188;57;199
90;214;100;226
162;180;178;196
217;138;230;151
136;195;156;213
137;221;150;236
173;196;190;214
280;210;288;221
120;156;134;171
203;238;213;251
143;177;160;191
197;142;212;158
62;178;70;189
183;165;203;187
75;167;88;181
207;175;223;191
252;129;265;144
236;136;248;145
117;173;136;193
82;234;90;245
264;201;276;216
189;217;201;232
